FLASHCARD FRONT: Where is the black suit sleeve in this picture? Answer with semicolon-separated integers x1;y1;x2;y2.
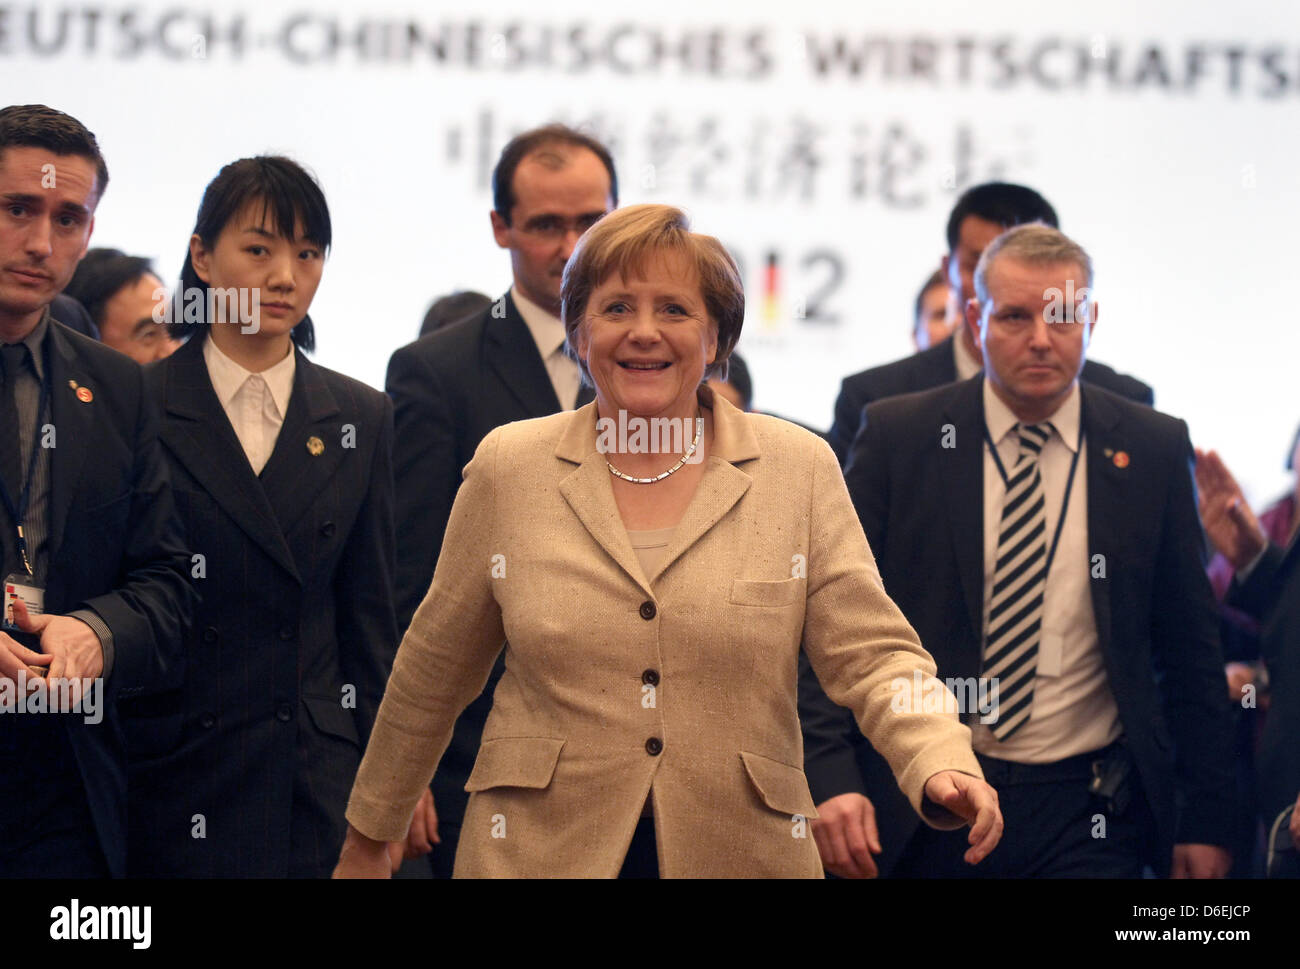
78;366;194;698
827;377;866;467
844;402;893;553
798;650;867;802
334;394;399;747
1151;425;1235;845
386;344;462;634
1228;543;1285;624
798;403;893;803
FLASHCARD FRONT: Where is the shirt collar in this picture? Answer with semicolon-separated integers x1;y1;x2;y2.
202;334;297;418
511;285;567;359
982;378;1081;453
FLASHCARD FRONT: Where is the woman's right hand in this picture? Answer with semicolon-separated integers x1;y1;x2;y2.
332;824;395;879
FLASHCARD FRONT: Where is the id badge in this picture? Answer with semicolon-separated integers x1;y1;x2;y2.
3;572;44;631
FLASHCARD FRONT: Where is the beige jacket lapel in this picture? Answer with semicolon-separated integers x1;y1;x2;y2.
554;388;761;591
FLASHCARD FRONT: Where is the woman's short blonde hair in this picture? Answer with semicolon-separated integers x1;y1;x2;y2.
561;203;744;384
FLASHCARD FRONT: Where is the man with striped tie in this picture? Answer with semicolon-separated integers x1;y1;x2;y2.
801;224;1234;878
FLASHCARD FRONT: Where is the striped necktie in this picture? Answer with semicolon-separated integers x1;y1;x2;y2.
982;422;1050;740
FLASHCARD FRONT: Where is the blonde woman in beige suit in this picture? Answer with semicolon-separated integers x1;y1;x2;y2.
335;204;1002;878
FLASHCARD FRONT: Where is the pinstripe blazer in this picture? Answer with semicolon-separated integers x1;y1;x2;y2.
346;388;982;877
123;333;398;877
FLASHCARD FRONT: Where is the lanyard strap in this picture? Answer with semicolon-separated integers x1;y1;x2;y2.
982;416;1084;578
0;344;52;576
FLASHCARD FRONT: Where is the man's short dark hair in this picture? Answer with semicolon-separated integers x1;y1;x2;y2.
0;104;109;200
63;248;155;329
913;268;947;333
945;182;1058;253
420;290;492;337
492;124;618;225
721;351;753;411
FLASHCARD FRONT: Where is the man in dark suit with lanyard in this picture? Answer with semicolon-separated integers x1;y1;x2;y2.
0;104;192;877
384;124;617;875
826;182;1153;465
802;224;1233;878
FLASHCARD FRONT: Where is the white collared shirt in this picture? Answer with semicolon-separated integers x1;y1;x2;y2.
953;330;983;381
203;335;296;475
969;379;1122;763
511;285;582;410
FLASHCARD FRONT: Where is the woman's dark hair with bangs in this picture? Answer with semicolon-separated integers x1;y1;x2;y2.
175;155;331;351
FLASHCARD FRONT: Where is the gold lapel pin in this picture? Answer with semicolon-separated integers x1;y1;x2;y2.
75;387;93;403
306;436;325;457
1113;450;1130;469
1103;447;1114;458
68;379;78;390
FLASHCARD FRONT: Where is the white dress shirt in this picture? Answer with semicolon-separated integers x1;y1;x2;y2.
512;286;582;410
970;379;1123;762
953;330;983;381
203;336;296;475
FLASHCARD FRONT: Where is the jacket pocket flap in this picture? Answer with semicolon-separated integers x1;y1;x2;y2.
465;737;566;793
739;750;819;819
729;577;802;607
302;694;361;746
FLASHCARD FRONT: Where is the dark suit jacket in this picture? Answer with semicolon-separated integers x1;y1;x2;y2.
799;377;1234;876
15;320;194;877
123;333;397;877
1229;537;1300;821
385;291;568;828
826;335;1155;464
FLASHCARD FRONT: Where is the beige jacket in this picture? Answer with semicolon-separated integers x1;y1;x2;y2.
346;390;982;877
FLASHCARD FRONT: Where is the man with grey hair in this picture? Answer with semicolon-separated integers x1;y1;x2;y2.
801;224;1234;878
826;182;1152;466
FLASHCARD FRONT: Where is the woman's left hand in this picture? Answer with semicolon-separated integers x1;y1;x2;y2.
923;770;1003;865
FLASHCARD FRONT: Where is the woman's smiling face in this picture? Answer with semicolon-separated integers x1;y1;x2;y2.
575;249;717;423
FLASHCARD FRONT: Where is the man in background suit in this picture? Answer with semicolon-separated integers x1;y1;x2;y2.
63;248;176;364
0;104;193;877
385;124;617;875
827;182;1152;464
802;224;1233;878
1195;446;1300;846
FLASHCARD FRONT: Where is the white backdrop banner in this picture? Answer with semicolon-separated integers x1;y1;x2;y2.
3;0;1296;501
